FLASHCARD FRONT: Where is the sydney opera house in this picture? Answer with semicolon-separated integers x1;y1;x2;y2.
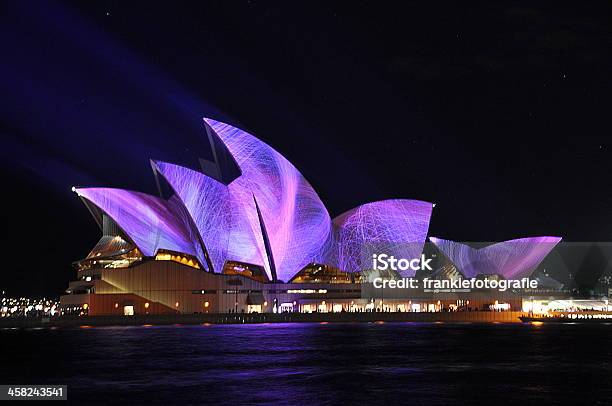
60;118;563;316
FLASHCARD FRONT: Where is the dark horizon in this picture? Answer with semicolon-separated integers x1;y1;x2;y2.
1;1;612;296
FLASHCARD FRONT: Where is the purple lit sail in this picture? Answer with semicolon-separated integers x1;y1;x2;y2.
75;188;199;259
152;161;231;273
429;236;562;279
74;120;498;281
76;119;563;283
205;118;333;281
333;199;434;277
153;159;273;275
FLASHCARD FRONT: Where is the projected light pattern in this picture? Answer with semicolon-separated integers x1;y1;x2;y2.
225;181;273;277
205;118;333;281
75;119;438;280
75;188;198;259
429;236;562;279
333;200;434;277
152;161;232;273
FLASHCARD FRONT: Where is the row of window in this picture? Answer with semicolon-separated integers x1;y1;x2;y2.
192;289;363;295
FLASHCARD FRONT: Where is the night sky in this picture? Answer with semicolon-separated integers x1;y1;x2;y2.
1;1;612;296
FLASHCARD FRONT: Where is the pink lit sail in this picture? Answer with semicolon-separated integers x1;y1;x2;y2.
333;199;434;277
155;161;272;276
77;119;563;283
75;188;199;259
75;120;438;280
205;118;333;281
429;236;562;279
152;161;231;273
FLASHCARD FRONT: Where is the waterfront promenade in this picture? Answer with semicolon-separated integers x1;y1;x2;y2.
0;311;524;328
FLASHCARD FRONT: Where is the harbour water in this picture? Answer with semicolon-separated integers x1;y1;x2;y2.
1;322;611;405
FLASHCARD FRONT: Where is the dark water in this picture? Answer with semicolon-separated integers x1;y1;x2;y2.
1;322;611;405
